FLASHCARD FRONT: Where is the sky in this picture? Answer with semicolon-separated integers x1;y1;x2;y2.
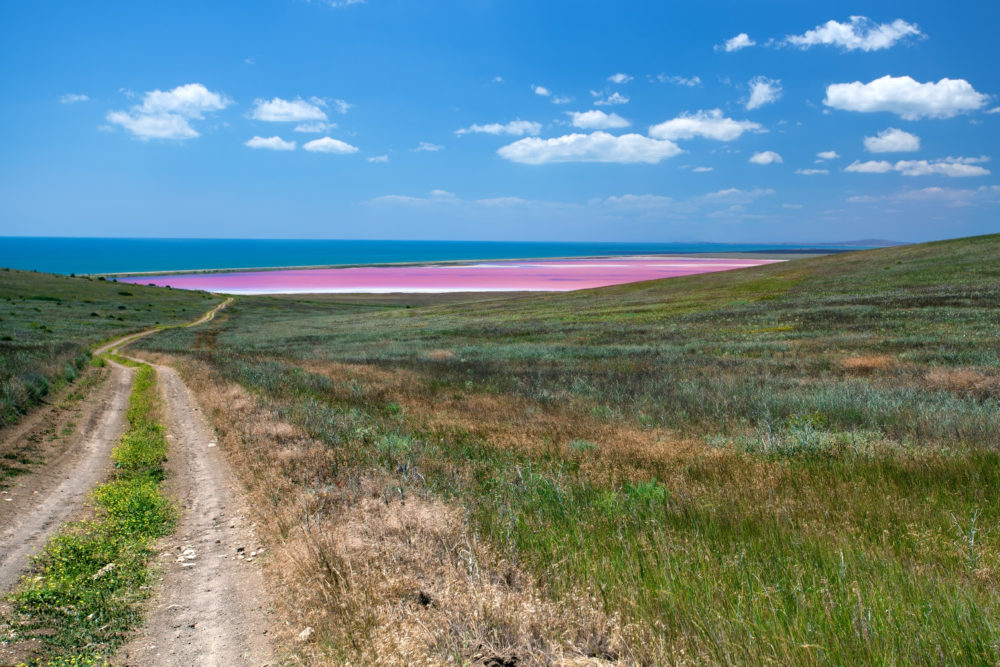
1;0;999;243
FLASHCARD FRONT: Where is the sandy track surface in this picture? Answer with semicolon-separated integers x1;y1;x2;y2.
0;361;134;592
116;363;272;667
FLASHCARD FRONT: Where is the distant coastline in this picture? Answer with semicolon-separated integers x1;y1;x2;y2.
0;237;903;277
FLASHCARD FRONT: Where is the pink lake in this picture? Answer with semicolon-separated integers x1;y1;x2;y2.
119;256;781;294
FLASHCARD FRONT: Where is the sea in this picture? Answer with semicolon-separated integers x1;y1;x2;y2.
0;237;877;276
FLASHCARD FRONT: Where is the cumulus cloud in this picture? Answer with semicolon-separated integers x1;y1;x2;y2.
106;83;231;140
60;93;89;104
533;85;551;97
415;141;444;152
294;121;334;133
845;160;893;173
608;73;633;84
816;150;840;160
106;112;199;140
718;33;755;52
846;156;989;176
251;97;327;123
746;76;782;110
654;74;701;87
784;16;922;51
824;75;989;120
749;151;782;165
649;109;764;141
367;154;389;163
692;166;714;172
455;120;542;136
591;91;629;106
796;168;829;175
302;136;359;154
497;132;682;165
567;110;630;130
864;127;920;152
894;157;989;177
245;135;296;151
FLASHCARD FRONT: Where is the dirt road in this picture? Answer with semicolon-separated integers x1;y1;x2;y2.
116;363;272;666
0;357;134;592
2;296;271;664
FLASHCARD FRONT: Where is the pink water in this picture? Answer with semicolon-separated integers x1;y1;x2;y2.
119;257;781;294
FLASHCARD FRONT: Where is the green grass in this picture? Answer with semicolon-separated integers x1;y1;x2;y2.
0;268;217;428
121;233;1000;661
1;363;175;665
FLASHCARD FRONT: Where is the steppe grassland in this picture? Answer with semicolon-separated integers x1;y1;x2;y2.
136;235;1000;663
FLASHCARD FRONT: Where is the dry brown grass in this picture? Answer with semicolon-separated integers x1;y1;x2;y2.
923;367;1000;398
300;360;715;483
838;355;899;374
165;355;634;665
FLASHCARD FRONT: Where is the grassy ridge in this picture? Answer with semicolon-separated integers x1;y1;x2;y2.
136;235;1000;662
1;361;174;666
0;268;216;428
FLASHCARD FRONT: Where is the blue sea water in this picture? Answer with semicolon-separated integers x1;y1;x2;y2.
0;237;874;276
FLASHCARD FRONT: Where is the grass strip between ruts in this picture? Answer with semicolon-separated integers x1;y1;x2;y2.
2;359;175;666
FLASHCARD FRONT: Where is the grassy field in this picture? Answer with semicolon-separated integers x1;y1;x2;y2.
131;234;1000;663
0;269;216;428
1;358;174;666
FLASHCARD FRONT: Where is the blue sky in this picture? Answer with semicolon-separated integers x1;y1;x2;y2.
1;0;999;243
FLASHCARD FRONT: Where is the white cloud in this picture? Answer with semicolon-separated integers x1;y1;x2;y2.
367;154;389;163
415;141;444;152
746;76;782;110
649;109;764;141
894;157;989;177
533;85;551;97
824;75;989;120
60;93;89;104
987;107;1000;115
796;168;828;175
784;16;922;51
692;166;714;172
749;151;782;165
718;33;755;52
106;83;231;140
139;83;230;117
251;97;327;122
608;73;633;84
567;110;630;130
294;121;334;133
846;156;989;176
245;135;296;151
592;91;629;106
816;150;840;160
492;76;504;83
702;187;775;203
302;136;359;154
552;95;573;104
845;160;893;173
655;74;701;87
332;99;352;114
106;111;198;140
863;127;920;152
456;120;542;136
848;185;1000;207
497;131;682;165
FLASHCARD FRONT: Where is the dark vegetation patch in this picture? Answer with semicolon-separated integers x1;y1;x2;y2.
0;269;216;427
